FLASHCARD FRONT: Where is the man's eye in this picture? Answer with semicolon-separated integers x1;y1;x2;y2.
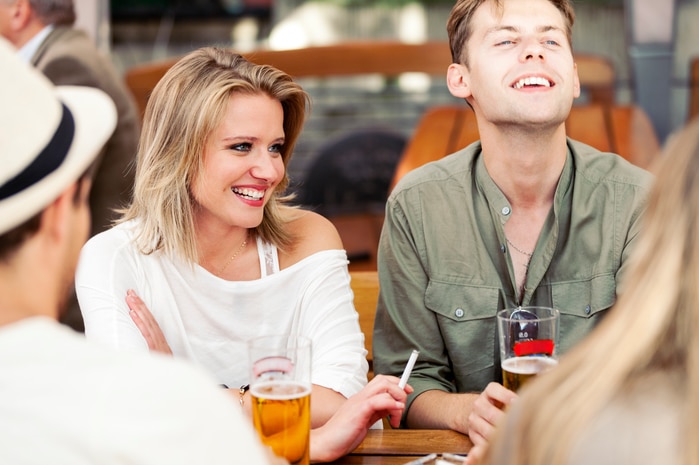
497;40;514;46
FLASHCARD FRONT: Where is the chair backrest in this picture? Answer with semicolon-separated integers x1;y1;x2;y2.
349;270;380;377
390;103;659;191
574;53;616;106
690;56;699;123
124;41;617;120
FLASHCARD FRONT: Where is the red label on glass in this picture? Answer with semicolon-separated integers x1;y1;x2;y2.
514;339;554;356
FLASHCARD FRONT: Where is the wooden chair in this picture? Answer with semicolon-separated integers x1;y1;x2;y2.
689;56;699;122
574;53;616;107
390;103;660;190
349;270;379;378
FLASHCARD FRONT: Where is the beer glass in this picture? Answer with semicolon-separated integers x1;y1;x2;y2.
248;335;312;465
497;306;560;391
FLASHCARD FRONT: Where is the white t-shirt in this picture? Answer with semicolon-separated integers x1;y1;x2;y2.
0;317;270;465
76;221;368;398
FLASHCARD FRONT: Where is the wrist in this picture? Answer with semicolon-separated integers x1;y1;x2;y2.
239;384;250;407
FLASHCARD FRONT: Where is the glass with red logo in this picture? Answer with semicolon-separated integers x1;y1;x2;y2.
497;306;560;391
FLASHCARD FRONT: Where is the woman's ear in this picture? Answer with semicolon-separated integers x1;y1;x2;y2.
446;63;472;100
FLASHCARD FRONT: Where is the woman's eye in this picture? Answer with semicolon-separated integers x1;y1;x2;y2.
269;143;284;155
231;143;251;152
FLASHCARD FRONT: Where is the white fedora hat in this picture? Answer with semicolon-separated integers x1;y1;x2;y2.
0;37;117;235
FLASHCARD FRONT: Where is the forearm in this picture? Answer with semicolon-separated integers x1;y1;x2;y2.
405;390;478;434
311;385;347;428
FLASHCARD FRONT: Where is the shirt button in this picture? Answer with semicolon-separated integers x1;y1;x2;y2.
455;308;465;318
585;305;591;315
501;207;511;215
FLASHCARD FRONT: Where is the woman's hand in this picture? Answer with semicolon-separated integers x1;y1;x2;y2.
126;289;173;355
310;374;412;462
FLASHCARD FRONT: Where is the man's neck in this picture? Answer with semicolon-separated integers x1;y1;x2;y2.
0;248;59;327
479;123;568;209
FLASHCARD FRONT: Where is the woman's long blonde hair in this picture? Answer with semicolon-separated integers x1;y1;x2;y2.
120;47;309;263
483;118;699;465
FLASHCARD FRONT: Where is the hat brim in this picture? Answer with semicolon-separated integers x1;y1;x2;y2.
0;86;117;235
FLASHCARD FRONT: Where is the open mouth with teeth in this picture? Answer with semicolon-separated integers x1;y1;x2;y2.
512;77;553;89
231;187;265;201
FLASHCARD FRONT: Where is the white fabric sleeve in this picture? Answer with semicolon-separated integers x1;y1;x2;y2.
293;253;369;398
76;228;149;351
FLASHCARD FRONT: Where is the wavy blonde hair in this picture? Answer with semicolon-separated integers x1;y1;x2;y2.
120;47;309;263
480;118;699;465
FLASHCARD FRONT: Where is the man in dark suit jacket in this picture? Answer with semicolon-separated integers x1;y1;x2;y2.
0;0;140;332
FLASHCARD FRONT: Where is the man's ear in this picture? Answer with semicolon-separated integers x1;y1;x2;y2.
572;62;581;99
447;63;472;99
9;0;32;31
38;183;79;243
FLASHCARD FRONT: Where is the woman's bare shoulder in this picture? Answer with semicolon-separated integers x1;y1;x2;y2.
279;209;343;266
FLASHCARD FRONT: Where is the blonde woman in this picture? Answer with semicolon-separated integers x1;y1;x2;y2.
76;47;409;462
466;118;699;465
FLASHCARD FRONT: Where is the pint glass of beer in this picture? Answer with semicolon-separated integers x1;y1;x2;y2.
497;306;559;391
248;335;312;465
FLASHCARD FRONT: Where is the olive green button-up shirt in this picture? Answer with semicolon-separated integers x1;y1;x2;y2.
373;139;653;413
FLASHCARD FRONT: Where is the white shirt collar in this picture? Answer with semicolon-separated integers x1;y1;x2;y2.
17;24;54;63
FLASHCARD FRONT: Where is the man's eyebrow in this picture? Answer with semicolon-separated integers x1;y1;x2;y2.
484;24;566;36
484;25;518;37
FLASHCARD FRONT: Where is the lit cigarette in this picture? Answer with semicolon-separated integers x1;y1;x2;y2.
399;349;419;389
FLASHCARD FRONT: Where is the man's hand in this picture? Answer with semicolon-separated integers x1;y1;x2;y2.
467;382;517;447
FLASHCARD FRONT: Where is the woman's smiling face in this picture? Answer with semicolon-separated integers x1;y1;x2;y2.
191;92;286;231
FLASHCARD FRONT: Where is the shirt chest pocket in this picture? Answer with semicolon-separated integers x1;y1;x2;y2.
551;273;616;353
425;282;501;390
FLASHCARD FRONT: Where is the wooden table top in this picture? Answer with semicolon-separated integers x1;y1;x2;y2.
329;429;472;465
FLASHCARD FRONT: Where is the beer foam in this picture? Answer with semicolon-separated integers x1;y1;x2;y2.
250;380;311;400
502;355;558;375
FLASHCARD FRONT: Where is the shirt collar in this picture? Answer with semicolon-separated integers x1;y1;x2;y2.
17;25;54;63
475;143;574;225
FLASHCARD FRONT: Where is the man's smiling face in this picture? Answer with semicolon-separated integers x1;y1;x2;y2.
458;0;581;128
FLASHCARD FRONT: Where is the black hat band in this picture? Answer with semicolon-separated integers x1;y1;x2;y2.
0;103;74;200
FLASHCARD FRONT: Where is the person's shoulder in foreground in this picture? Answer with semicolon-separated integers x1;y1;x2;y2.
0;318;271;464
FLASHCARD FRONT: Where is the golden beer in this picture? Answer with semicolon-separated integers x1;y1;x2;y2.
501;355;558;391
251;380;311;465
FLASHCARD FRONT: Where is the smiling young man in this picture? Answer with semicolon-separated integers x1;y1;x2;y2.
373;0;653;448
